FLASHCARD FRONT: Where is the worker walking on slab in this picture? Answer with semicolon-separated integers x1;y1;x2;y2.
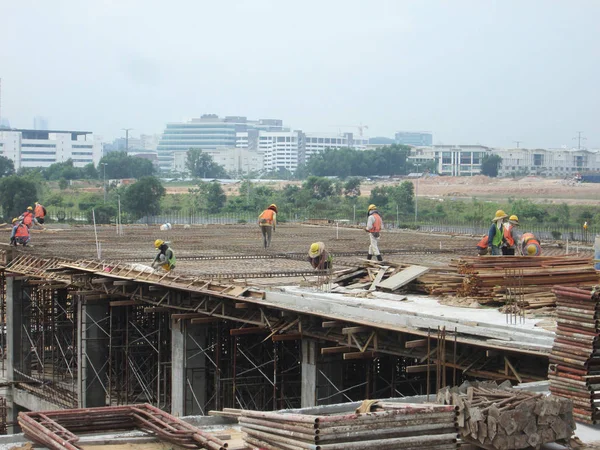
258;204;277;249
152;239;176;271
521;232;542;256
487;210;508;255
502;215;521;256
34;202;47;226
308;242;333;270
10;218;30;246
365;204;383;261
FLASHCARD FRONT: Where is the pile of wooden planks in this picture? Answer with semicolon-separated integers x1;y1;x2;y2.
549;286;600;424
333;263;430;292
240;402;459;449
438;381;575;450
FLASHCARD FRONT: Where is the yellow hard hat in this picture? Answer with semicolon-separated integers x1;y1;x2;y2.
308;242;324;258
268;203;278;212
526;244;537;256
27;206;33;211
12;218;18;223
154;239;164;249
310;242;319;253
368;204;377;211
493;210;508;221
509;215;519;225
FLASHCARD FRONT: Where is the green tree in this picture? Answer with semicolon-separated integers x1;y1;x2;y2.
480;154;502;177
99;152;155;179
122;176;166;218
369;186;391;208
44;159;83;180
0;176;38;220
58;178;69;190
192;181;227;212
391;181;415;214
0;155;15;178
302;176;335;200
82;163;98;179
185;149;227;179
343;177;361;198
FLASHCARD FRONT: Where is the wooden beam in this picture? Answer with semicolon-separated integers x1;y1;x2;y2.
343;351;378;360
342;326;370;335
405;339;428;349
504;357;523;383
406;364;435;373
113;280;137;286
322;321;341;328
235;302;251;309
229;327;269;336
190;317;222;325
368;267;389;291
321;346;354;355
109;300;140;307
91;278;115;284
272;333;303;342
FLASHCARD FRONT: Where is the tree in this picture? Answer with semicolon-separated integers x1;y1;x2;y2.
0;176;38;221
122;176;165;218
480;154;502;177
391;181;415;214
192;181;227;212
0;155;15;178
185;149;227;179
58;178;69;190
99;152;155;179
343;177;361;198
302;176;335;200
82;163;98;179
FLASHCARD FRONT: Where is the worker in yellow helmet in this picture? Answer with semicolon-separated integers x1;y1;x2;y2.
487;210;508;255
308;242;333;270
258;204;277;248
152;239;176;271
502;215;520;256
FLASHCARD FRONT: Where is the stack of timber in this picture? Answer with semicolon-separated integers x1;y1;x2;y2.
549;285;600;424
438;381;575;450
240;402;459;450
454;256;599;308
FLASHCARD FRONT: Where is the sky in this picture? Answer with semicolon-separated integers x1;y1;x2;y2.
1;0;599;148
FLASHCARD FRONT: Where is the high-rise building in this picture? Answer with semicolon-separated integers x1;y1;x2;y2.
258;131;303;173
157;115;285;171
395;131;432;147
302;132;368;165
0;128;102;170
33;116;49;130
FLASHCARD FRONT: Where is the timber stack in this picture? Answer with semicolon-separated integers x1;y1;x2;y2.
437;381;575;450
240;402;459;449
549;285;600;424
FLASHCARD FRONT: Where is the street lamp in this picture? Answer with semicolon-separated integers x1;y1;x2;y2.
414;163;420;225
101;163;108;203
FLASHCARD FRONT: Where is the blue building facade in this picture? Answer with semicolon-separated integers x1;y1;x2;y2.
395;131;433;147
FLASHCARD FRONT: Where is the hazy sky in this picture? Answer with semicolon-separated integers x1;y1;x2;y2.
2;1;598;148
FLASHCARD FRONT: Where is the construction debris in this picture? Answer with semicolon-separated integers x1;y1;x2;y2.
549;286;600;424
18;404;229;450
437;381;575;449
239;402;459;450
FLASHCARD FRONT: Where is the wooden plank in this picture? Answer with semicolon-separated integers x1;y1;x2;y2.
343;351;378;360
321;346;353;355
504;357;523;383
235;302;252;309
109;300;140;307
230;327;269;336
405;364;435;373
368;267;389;291
272;333;303;341
405;339;428;349
377;265;430;291
190;317;222;324
322;321;341;328
226;286;249;297
342;326;371;335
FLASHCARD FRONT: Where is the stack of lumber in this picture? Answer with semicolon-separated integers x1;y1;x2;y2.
549;286;600;424
240;402;459;449
333;263;430;292
453;256;599;307
438;381;575;449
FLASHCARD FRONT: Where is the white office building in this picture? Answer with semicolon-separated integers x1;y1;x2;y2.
302;132;368;165
173;147;265;176
408;145;492;176
258;131;302;173
0;129;103;170
495;148;600;177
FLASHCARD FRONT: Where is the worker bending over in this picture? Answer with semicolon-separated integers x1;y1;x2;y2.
258;204;277;248
521;232;542;256
10;218;30;246
152;239;176;272
19;206;34;229
308;242;333;270
365;204;383;262
34;202;47;226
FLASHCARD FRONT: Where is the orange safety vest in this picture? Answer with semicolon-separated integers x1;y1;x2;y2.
521;232;539;246
22;211;33;226
503;224;515;247
35;204;45;218
369;213;382;233
259;209;275;225
15;224;29;238
477;235;489;249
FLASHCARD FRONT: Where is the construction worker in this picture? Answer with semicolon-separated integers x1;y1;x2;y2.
152;239;176;271
308;242;333;270
365;204;383;261
20;206;34;229
487;210;508;255
258;204;277;249
476;235;489;255
521;232;542;256
10;218;30;246
34;202;47;225
502;215;520;256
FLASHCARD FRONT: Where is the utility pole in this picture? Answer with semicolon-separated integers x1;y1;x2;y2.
573;132;587;150
121;128;133;153
101;163;108;203
513;141;522;148
414;163;420;225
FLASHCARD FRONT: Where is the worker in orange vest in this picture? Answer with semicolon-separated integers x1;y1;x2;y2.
258;204;277;248
502;215;520;255
521;232;542;256
365;204;383;261
34;202;47;225
476;235;489;255
20;206;34;229
10;218;30;246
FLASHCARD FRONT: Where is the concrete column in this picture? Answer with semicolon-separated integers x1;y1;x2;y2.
171;320;208;416
77;298;109;408
6;278;30;381
301;339;317;408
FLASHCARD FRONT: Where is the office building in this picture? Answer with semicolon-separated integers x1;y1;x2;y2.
258;131;302;173
0;129;102;170
408;145;491;176
172;147;265;176
302;132;368;165
495;148;600;177
395;131;433;147
157;115;285;170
